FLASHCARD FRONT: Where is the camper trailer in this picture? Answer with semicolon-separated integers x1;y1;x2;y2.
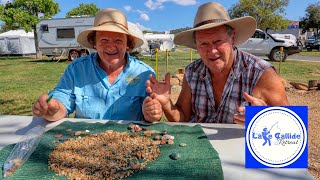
37;17;147;60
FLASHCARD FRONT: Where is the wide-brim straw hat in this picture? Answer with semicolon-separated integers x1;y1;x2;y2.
77;8;144;51
174;2;257;49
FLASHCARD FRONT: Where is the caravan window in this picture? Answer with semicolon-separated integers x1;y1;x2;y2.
57;28;75;38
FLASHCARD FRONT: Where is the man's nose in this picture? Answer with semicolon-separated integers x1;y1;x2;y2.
105;42;117;49
208;44;218;54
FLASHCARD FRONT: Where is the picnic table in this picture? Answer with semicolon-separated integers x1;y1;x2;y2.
0;115;314;180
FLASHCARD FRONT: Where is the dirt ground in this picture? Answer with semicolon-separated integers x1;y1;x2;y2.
170;76;320;179
287;90;320;179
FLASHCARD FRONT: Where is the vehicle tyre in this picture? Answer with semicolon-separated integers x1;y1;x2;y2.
150;49;156;55
269;48;288;62
69;51;79;61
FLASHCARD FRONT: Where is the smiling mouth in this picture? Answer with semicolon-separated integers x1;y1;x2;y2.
105;52;118;55
209;57;220;61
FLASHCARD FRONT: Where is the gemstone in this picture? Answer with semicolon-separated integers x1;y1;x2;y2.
169;153;181;160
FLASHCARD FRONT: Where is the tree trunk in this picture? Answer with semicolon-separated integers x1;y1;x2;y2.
33;26;42;59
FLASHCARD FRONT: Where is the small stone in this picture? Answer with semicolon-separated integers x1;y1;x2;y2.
169;153;181;160
136;152;142;159
130;162;141;170
65;129;72;132
59;138;66;142
179;143;187;147
144;132;151;137
161;130;167;135
144;130;157;135
152;141;160;145
142;127;147;131
105;130;113;134
160;140;166;145
74;131;82;136
154;135;161;140
54;133;63;138
85;130;90;133
162;135;174;141
167;139;174;145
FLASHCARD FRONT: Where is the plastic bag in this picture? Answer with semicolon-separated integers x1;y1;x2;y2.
3;125;45;178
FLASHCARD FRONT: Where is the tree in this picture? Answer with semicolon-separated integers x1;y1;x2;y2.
0;23;11;33
299;2;320;36
228;0;290;31
0;0;59;58
170;27;192;35
66;3;100;18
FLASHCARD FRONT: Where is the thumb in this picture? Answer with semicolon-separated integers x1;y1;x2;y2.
243;92;255;103
243;92;267;106
47;99;60;113
144;96;153;103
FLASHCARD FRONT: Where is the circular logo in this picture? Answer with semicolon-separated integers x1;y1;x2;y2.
246;107;307;167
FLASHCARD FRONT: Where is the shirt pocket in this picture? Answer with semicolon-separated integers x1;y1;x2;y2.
114;87;145;120
74;90;105;119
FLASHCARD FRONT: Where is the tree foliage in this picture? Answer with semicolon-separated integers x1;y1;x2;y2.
170;27;192;35
0;0;59;55
299;2;320;36
66;3;100;18
228;0;289;31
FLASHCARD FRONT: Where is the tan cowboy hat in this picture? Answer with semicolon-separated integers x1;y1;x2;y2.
77;8;144;51
174;2;257;49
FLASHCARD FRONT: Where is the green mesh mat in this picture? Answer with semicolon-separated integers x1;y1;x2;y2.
0;121;223;179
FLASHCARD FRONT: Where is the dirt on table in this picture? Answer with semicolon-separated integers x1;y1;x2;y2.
170;76;320;179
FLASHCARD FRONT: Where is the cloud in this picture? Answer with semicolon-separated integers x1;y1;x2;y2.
171;0;196;6
145;0;164;10
124;6;132;12
137;10;150;21
132;22;151;31
145;0;196;10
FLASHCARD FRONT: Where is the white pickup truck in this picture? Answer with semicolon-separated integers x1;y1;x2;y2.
238;29;300;61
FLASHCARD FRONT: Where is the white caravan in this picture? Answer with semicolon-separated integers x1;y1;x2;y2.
36;17;147;60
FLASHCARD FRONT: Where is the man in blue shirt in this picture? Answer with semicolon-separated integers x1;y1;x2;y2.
32;8;162;122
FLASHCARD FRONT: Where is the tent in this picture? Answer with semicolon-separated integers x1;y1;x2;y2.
0;29;36;55
144;33;175;52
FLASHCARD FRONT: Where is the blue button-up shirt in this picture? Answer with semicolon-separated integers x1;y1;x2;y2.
50;53;155;121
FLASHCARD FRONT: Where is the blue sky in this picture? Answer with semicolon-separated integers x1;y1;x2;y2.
1;0;319;31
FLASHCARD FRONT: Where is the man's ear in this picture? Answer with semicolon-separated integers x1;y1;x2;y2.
231;30;236;45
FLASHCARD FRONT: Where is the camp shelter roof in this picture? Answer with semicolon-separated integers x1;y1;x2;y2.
0;29;34;38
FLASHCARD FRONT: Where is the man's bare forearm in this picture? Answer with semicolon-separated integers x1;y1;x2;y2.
162;100;188;122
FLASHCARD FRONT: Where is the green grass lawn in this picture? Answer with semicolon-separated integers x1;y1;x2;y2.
298;49;320;56
0;51;319;116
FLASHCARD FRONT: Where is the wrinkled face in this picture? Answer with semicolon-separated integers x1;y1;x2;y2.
195;26;235;74
96;31;128;67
